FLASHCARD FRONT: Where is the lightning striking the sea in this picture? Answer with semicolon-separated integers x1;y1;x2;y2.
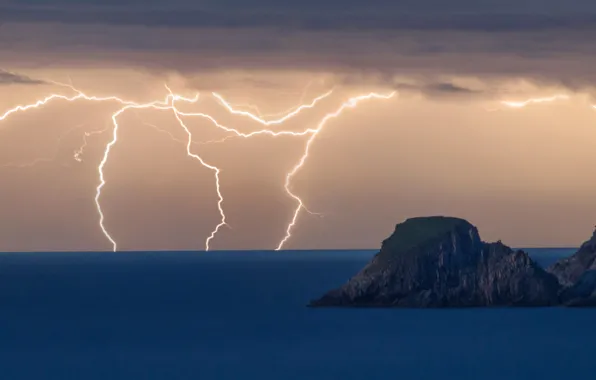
3;79;580;252
0;80;396;251
275;92;397;250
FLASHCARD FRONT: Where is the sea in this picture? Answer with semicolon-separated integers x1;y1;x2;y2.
1;248;595;379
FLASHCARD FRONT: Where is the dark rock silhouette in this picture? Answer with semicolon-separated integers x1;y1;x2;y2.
310;216;561;308
548;229;596;305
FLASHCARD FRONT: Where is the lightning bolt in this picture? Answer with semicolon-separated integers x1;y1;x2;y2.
169;94;228;251
212;89;333;126
0;93;141;124
96;100;176;251
173;107;318;139
219;79;317;119
500;94;570;108
274;91;397;250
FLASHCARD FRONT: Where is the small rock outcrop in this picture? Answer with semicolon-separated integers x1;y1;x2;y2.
548;230;596;305
310;216;561;308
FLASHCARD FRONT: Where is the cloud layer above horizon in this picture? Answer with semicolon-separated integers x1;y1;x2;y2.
3;0;596;93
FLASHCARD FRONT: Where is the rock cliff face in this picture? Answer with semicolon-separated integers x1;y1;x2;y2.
548;230;596;305
310;216;561;307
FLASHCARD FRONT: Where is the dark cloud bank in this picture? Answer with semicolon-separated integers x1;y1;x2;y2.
4;3;596;32
3;1;596;91
0;69;46;85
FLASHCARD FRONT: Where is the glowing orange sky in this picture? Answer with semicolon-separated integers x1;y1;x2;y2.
1;67;595;251
4;1;596;250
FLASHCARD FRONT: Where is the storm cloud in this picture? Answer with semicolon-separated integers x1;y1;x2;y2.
3;0;596;92
0;69;47;85
4;7;596;32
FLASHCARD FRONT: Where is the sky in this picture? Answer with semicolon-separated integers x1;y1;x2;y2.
1;0;596;251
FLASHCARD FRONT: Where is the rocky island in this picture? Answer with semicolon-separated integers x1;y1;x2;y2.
548;229;596;306
310;216;596;307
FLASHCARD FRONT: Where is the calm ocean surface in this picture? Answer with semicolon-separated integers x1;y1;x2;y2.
1;248;595;379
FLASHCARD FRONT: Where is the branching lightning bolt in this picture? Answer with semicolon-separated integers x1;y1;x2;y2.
0;93;141;124
0;88;195;252
175;89;397;249
95;100;178;251
166;89;228;251
216;80;318;120
212;89;333;126
274;92;397;250
1;79;395;252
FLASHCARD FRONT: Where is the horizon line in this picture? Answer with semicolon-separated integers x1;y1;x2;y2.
0;247;579;254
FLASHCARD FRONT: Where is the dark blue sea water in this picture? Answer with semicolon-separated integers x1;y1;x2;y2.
1;248;595;379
